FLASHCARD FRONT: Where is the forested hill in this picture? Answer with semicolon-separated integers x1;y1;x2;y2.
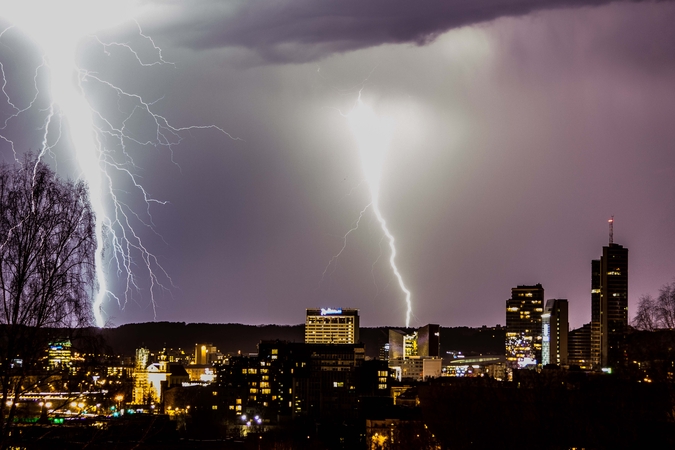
96;322;304;357
92;322;505;359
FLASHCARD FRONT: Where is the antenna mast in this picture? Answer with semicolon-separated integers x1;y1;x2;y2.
608;216;614;244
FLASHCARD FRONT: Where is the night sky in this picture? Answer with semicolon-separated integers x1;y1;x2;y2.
1;0;674;329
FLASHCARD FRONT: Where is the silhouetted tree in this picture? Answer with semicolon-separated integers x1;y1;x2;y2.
0;156;95;446
633;280;675;330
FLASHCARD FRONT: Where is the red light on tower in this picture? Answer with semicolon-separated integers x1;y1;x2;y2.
608;215;614;244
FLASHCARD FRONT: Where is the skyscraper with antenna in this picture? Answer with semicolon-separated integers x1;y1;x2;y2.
590;217;628;368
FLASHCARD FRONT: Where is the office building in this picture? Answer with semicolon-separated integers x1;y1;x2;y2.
506;284;544;366
48;340;72;369
389;357;442;381
217;341;387;422
417;324;441;358
542;299;568;366
194;343;222;365
387;324;441;380
568;323;592;369
591;228;628;367
305;308;359;344
132;347;150;405
387;324;440;361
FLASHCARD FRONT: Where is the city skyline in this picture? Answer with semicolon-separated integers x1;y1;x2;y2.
0;1;674;328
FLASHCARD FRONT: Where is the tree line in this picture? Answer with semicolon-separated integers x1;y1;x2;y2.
633;279;675;331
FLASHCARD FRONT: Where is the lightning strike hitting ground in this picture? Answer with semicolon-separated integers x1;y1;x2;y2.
0;1;237;326
344;94;413;327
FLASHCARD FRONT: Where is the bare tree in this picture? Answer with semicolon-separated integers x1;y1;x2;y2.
633;280;675;330
0;156;95;445
633;295;658;331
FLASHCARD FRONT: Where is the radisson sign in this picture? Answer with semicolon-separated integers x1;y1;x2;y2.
320;308;342;316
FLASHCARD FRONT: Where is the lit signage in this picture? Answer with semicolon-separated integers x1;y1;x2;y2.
320;308;342;316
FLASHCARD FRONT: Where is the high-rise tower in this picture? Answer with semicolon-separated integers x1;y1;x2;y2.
542;299;568;366
591;219;628;368
506;284;545;366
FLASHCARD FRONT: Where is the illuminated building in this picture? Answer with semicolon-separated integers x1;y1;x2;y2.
146;363;168;403
185;366;217;383
132;347;150;404
132;346;190;406
186;344;221;384
194;343;222;365
541;299;568;366
387;324;440;361
379;342;390;361
506;284;544;366
48;340;72;369
305;308;359;344
388;329;412;360
591;235;628;368
217;341;388;422
159;347;188;364
389;357;442;381
568;323;592;369
291;343;371;419
591;258;602;367
387;324;441;380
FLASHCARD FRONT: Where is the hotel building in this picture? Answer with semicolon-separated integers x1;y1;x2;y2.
305;308;359;344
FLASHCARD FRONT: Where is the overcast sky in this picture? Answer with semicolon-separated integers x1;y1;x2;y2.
1;0;675;329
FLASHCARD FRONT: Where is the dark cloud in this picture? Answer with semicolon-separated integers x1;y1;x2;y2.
143;0;663;63
3;1;675;328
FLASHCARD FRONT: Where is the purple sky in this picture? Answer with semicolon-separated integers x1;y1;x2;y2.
1;0;675;329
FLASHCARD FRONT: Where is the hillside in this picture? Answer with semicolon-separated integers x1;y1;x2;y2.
91;322;505;359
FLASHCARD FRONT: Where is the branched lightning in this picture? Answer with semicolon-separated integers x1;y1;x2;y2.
0;2;239;326
369;186;413;327
321;202;371;281
325;92;413;327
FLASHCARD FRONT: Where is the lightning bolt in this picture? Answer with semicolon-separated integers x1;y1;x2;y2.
329;92;413;327
321;202;371;282
0;2;239;326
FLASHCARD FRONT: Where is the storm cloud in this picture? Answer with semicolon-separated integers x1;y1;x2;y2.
142;0;665;63
2;1;675;328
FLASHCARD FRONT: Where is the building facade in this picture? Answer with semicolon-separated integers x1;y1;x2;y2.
216;341;388;422
417;324;440;358
542;299;568;366
387;324;440;361
389;357;442;381
591;242;628;367
48;340;72;370
305;308;359;344
568;323;592;369
194;343;222;365
506;284;545;366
